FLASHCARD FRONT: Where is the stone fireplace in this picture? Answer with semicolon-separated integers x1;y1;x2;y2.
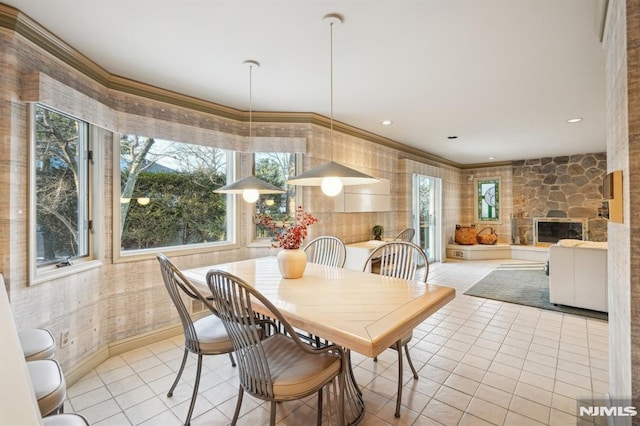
511;153;608;244
532;217;588;245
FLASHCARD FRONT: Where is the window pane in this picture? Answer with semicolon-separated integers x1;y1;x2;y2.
254;152;296;240
119;135;230;251
34;105;89;265
477;178;500;221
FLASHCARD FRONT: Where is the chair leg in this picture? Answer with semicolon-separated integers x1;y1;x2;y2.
184;354;203;425
395;340;403;418
270;400;277;426
231;386;244;426
404;344;419;379
168;348;189;397
229;352;236;367
373;356;378;362
316;387;323;425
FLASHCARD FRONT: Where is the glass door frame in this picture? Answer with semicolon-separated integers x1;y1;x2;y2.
412;173;442;263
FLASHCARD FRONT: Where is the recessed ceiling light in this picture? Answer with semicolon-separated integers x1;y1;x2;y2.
489;156;496;160
381;120;393;126
567;118;583;123
447;136;458;140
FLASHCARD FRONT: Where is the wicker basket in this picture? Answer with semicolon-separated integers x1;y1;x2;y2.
476;227;498;245
454;224;477;245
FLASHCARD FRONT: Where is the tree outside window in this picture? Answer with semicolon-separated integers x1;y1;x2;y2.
253;152;297;241
118;135;232;251
34;105;90;266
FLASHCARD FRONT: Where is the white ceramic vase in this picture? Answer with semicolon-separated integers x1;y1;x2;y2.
277;249;307;279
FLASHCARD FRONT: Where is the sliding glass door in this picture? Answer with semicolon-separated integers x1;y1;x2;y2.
413;174;442;263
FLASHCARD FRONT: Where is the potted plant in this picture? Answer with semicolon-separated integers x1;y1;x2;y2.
255;206;318;278
372;224;384;240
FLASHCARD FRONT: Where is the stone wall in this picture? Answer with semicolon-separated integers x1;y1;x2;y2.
511;153;608;243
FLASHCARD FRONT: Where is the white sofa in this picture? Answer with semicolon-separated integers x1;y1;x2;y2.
548;239;608;312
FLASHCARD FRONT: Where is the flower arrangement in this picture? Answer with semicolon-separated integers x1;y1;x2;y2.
255;206;318;250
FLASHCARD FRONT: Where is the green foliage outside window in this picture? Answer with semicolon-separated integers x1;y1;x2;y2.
119;135;230;251
254;152;297;240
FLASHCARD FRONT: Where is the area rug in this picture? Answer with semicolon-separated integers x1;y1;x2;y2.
464;266;608;321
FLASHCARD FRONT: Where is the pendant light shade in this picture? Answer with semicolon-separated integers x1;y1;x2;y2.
214;60;284;203
286;13;378;196
214;175;284;203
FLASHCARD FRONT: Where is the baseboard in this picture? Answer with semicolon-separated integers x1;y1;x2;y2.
64;324;182;386
64;345;110;386
108;324;182;357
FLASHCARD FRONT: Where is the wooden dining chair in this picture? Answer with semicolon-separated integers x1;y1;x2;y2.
206;269;346;426
156;253;236;426
362;241;429;417
393;227;415;242
304;235;347;268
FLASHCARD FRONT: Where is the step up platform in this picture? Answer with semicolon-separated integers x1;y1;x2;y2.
446;243;549;262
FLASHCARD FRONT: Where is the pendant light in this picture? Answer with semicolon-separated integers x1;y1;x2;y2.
215;60;284;203
287;13;379;196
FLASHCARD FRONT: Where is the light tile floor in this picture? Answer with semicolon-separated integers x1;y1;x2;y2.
65;259;609;425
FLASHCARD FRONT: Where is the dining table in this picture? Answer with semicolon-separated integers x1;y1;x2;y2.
183;256;456;425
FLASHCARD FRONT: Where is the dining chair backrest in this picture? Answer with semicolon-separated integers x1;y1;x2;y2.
206;270;302;399
393;227;415;242
363;241;429;282
157;253;215;353
304;236;347;268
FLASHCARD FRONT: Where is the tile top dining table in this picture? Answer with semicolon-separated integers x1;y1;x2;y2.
183;256;455;425
183;256;456;358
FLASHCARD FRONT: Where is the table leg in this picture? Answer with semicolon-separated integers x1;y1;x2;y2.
343;349;365;425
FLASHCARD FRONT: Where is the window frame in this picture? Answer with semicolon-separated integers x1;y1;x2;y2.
248;152;300;248
29;103;103;285
112;134;239;263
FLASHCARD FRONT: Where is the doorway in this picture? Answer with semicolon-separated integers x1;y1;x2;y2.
413;174;442;263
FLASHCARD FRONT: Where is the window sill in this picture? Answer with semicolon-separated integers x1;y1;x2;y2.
31;259;103;286
247;241;274;249
113;241;240;263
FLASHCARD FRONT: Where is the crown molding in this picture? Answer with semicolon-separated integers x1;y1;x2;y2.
0;3;508;170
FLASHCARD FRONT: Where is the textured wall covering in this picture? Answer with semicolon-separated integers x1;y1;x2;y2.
604;0;636;414
0;24;462;375
623;0;640;410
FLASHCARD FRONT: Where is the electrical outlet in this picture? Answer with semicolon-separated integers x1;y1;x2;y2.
60;329;70;348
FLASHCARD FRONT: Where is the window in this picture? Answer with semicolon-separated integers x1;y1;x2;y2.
117;134;234;256
31;104;94;278
475;177;501;223
253;152;298;242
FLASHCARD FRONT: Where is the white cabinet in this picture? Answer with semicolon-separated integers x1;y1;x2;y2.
344;240;385;271
334;179;391;212
548;244;608;312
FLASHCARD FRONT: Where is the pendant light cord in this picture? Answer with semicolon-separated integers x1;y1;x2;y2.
249;64;253;142
329;20;335;160
330;21;334;140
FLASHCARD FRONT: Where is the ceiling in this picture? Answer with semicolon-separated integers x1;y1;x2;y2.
6;0;607;165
